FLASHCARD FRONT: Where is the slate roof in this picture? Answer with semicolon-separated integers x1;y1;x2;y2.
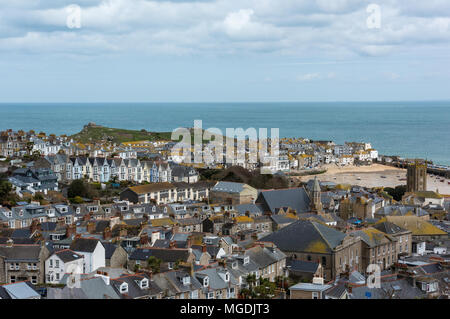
235;203;264;216
54;249;83;263
1;282;40;299
129;247;190;262
212;181;246;193
0;245;41;262
324;283;347;298
70;238;102;253
349;278;426;299
372;221;408;234
111;274;162;299
260;220;346;254
286;259;319;274
256;188;311;214
102;242;119;259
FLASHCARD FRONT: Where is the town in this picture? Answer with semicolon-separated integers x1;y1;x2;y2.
0;124;448;299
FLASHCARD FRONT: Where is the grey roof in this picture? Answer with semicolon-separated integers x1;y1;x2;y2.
325;283;347;298
0;245;41;262
111;274;162;299
373;221;408;234
286;259;319;274
102;242;119;259
70;238;102;253
260;220;346;253
129;247;190;262
376;205;429;217
212;181;246;193
256;188;311;214
54;249;83;263
235;203;264;216
1;282;40;299
290;282;332;292
349;278;426;299
194;266;239;290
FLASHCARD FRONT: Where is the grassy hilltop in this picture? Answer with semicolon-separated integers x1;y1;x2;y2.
70;123;173;144
70;123;231;145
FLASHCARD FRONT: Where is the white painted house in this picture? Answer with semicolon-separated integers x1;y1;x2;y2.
45;249;84;284
69;238;105;273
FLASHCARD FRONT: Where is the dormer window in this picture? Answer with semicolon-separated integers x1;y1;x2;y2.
120;282;128;294
182;276;191;286
243;256;250;265
232;261;238;269
224;273;230;282
152;206;156;212
76;208;80;214
139;278;149;289
203;277;209;287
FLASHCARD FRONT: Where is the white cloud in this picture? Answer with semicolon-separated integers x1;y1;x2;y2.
0;0;449;59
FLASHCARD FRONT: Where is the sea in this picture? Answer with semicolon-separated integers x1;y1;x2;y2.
0;101;449;165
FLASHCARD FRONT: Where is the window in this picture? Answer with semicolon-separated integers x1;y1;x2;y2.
55;260;60;268
190;290;199;299
203;277;209;287
120;283;128;294
140;279;149;289
207;292;214;299
312;292;319;299
49;259;53;268
10;276;16;283
321;257;327;267
56;273;60;280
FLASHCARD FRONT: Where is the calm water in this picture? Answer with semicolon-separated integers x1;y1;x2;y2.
0;102;449;165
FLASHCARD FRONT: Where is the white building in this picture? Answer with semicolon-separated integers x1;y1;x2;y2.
45;249;84;284
70;238;105;273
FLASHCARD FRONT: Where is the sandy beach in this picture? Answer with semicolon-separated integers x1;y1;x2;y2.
295;164;450;194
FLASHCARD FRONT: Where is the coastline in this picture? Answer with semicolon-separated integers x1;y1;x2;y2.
296;163;450;194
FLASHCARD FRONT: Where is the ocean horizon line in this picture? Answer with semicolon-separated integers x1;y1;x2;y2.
1;99;450;105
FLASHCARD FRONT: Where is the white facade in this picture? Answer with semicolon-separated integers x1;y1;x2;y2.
73;241;106;273
45;252;84;284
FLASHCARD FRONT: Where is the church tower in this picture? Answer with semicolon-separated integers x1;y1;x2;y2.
407;160;427;192
310;176;323;213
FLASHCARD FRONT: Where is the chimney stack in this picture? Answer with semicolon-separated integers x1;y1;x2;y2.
65;224;77;238
202;244;207;253
169;241;175;249
87;221;96;234
140;233;149;245
6;238;13;248
103;227;112;240
186;238;191;248
30;220;41;234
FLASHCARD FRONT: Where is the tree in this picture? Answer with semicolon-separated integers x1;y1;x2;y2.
0;180;12;199
68;179;88;198
384;185;407;201
240;275;277;299
146;256;162;274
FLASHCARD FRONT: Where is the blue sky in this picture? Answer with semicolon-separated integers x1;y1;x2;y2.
0;0;449;102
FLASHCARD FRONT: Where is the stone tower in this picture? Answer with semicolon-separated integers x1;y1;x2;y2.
310;176;323;213
407;160;427;192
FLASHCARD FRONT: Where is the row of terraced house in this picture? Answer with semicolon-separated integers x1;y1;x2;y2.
34;154;199;184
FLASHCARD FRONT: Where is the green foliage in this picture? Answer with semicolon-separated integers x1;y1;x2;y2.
240;275;276;299
384;185;407;201
199;166;288;189
67;179;98;199
146;256;162;273
70;196;84;204
0;180;12;198
70;126;173;144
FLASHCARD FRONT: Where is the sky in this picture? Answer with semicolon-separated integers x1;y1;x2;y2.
0;0;450;102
